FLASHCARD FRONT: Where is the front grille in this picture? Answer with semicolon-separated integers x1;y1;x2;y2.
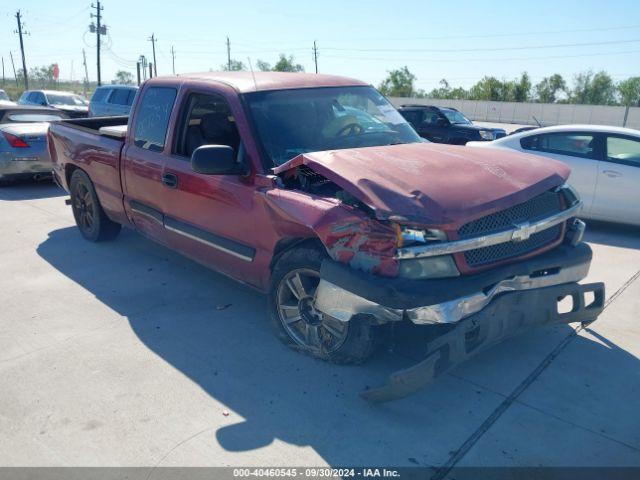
459;190;563;267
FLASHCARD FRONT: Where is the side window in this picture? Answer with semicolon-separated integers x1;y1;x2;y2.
34;92;46;105
521;133;596;159
400;110;422;125
91;88;110;103
175;92;240;158
126;90;137;106
110;89;131;106
422;111;442;126
606;136;640;166
132;87;177;152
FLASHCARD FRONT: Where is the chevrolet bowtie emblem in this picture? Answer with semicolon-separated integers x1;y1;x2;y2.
511;222;535;242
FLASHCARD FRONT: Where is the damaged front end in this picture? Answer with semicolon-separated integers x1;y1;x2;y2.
270;150;604;403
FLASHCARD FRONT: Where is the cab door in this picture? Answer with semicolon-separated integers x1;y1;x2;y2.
158;88;264;286
121;85;178;245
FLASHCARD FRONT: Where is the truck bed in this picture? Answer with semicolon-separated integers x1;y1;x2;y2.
48;116;130;225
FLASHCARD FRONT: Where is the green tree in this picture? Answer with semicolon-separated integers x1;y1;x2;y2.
30;64;56;88
273;54;304;72
113;70;134;85
618;76;640;106
570;71;617;105
535;74;567;103
255;54;304;72
221;59;246;71
378;66;416;97
428;79;452;99
511;72;531;102
468;76;504;101
256;59;272;71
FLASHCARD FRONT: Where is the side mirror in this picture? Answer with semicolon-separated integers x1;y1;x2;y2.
191;145;246;175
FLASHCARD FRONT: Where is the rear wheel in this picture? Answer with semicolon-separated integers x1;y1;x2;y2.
268;246;379;364
69;169;121;242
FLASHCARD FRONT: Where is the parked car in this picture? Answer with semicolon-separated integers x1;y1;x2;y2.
48;72;603;401
397;104;506;144
0;106;67;184
467;124;640;226
18;90;88;118
0;90;16;106
89;85;138;117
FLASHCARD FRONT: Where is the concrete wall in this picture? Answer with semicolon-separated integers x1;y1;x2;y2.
389;97;640;130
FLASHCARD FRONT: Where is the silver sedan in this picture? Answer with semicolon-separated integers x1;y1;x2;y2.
0;110;66;184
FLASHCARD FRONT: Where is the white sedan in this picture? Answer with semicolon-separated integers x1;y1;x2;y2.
468;125;640;226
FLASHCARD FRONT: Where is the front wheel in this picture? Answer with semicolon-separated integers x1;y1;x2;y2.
69;169;121;242
268;246;379;364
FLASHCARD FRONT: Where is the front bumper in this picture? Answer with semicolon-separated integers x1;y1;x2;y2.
360;280;604;403
314;242;604;402
316;243;594;324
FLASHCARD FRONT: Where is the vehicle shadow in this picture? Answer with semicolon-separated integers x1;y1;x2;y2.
36;226;640;467
0;180;66;201
583;219;640;250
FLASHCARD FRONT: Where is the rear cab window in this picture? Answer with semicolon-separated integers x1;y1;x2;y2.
132;87;177;152
520;133;597;159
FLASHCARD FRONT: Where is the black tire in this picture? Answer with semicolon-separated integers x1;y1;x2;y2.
69;169;121;242
268;246;379;364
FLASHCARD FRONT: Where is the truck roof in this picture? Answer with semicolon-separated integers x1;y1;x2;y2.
152;71;369;93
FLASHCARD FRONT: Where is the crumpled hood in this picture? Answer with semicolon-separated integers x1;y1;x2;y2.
274;142;570;227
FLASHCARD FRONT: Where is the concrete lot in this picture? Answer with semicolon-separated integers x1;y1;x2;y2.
0;182;639;473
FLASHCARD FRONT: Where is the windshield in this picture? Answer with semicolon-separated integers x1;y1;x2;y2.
245;86;422;166
46;93;88;106
441;108;472;125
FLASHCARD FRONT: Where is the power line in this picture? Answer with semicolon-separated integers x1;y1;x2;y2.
322;38;640;53
321;49;640;63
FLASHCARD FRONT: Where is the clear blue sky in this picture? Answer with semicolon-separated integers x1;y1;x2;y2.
2;0;639;91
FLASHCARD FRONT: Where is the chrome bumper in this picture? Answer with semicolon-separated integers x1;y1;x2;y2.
315;254;590;325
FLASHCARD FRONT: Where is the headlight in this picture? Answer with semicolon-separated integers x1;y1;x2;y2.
396;225;447;247
560;183;581;206
479;130;494;140
398;255;460;279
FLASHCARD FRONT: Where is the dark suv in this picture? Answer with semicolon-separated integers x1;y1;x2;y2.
398;105;506;145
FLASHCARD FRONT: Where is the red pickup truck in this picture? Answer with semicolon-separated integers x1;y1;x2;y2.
48;72;604;401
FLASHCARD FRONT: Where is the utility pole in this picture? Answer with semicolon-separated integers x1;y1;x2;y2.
170;46;176;75
139;55;147;81
90;1;106;85
149;62;153;79
1;57;4;87
226;37;231;70
312;40;319;74
15;10;29;89
82;49;89;96
10;52;18;87
148;34;158;76
136;62;141;85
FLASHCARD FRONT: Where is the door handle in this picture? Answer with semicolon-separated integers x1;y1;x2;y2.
162;172;178;188
603;170;622;178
